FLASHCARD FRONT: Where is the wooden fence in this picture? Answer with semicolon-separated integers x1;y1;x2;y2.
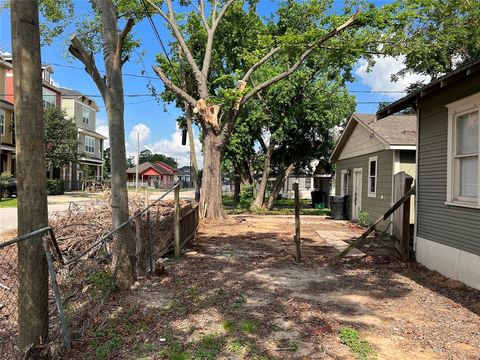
174;186;200;259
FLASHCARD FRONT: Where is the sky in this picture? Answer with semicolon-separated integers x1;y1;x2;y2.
0;0;428;167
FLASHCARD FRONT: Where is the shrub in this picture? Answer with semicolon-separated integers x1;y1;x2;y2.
47;179;65;195
88;269;117;296
237;185;254;209
0;172;12;198
358;210;369;227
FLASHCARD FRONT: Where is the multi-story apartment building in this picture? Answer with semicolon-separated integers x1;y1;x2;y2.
59;88;107;190
0;56;15;175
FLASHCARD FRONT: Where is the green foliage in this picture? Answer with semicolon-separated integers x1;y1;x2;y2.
44;107;79;169
92;334;122;360
228;340;245;355
138;149;178;168
359;210;369;227
238;185;255;209
240;321;257;334
339;327;377;360
88;269;117;296
0;172;12;199
194;334;224;359
47;179;65;195
222;319;235;333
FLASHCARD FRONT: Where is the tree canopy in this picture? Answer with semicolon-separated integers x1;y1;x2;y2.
138;149;178;168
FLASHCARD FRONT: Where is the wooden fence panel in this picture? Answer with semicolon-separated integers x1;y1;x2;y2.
392;172;413;262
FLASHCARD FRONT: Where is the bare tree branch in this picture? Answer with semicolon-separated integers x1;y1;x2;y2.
241;11;359;106
117;18;135;57
69;35;107;98
201;0;236;79
196;0;210;31
153;66;198;108
241;47;280;83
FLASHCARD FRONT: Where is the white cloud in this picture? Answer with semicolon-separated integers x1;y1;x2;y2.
355;56;430;98
125;123;202;167
129;123;151;144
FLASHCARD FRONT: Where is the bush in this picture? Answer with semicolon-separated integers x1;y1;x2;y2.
47;179;65;195
359;210;369;227
237;185;254;209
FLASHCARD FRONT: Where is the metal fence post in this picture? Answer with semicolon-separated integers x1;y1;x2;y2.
174;185;181;260
43;237;71;352
293;183;302;263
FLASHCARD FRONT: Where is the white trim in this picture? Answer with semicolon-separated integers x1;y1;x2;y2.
0;145;16;152
367;156;378;198
389;145;416;150
413;107;420;252
446;93;480;207
340;169;349;196
416;236;480;290
84;135;95;154
0;108;5;136
352;168;363;220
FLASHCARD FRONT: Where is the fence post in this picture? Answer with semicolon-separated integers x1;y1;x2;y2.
293;183;302;263
174;185;181;260
134;211;147;278
147;210;154;274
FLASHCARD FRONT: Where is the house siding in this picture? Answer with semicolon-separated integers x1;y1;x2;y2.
416;73;480;257
338;123;385;160
335;150;393;229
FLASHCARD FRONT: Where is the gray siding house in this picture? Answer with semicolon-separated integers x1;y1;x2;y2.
378;59;480;290
330;114;417;230
59;88;107;190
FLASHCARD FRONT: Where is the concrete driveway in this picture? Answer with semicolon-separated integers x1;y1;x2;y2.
0;189;195;232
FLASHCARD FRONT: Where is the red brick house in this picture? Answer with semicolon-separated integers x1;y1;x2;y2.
126;161;176;188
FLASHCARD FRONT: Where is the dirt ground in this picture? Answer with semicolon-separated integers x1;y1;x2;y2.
52;214;480;360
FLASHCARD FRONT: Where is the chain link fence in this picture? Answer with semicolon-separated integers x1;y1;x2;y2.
0;185;199;358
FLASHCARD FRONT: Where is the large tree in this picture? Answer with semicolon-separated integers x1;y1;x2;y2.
146;0;371;219
138;148;178;168
11;0;49;352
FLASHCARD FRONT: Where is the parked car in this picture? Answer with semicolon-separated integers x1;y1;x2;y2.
1;178;17;198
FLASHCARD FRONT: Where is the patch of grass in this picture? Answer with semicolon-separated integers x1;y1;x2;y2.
222;319;235;333
88;269;117;296
339;327;377;360
226;207;331;216
0;198;17;208
232;295;246;309
240;320;257;334
228;340;245;355
162;340;189;360
92;334;122;360
194;334;224;359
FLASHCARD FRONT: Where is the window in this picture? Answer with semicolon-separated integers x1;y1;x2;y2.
42;88;56;108
82;106;90;125
447;93;480;207
85;136;95;153
340;169;349;196
0;109;5;136
368;156;377;197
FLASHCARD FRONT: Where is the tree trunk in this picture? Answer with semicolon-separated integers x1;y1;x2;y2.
185;103;199;192
252;142;274;209
266;163;295;210
11;0;49;352
106;84;136;289
233;165;241;206
200;131;225;219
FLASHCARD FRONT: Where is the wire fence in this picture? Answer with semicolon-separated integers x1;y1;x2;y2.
0;184;199;358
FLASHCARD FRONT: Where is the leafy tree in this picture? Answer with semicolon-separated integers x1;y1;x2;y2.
138;149;178;168
126;155;135;169
146;0;385;219
388;0;480;80
103;147;111;177
44;107;79;169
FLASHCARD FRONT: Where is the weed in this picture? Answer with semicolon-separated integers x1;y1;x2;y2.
339;327;377;359
232;295;246;309
194;334;223;359
222;319;235;333
240;320;257;334
88;269;117;296
228;340;245;355
358;211;369;227
160;338;190;360
92;334;122;360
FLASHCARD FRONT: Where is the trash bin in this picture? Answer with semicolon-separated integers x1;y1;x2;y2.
311;190;321;208
330;196;345;220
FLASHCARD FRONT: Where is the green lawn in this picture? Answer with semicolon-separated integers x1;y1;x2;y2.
223;194;313;207
0;198;17;208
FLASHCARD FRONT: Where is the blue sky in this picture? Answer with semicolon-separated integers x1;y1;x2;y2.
0;0;427;166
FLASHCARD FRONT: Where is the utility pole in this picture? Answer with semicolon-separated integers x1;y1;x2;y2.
11;0;49;352
135;132;139;192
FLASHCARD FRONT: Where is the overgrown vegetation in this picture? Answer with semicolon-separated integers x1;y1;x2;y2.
339;327;377;359
47;179;65;195
88;269;117;296
359;210;370;227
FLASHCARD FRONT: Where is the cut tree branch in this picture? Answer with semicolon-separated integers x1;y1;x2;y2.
241;11;359;106
153;66;197;108
69;35;107;98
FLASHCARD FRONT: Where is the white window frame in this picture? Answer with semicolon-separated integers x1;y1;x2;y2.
340;169;349;196
82;106;90;125
0;109;5;136
84;135;95;154
368;156;378;198
446;92;480;209
42;87;56;109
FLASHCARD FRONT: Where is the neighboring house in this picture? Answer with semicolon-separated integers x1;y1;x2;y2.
330;113;417;230
176;166;193;188
126;161;176;188
0;57;15;175
377;59;480;290
59;88;107;190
